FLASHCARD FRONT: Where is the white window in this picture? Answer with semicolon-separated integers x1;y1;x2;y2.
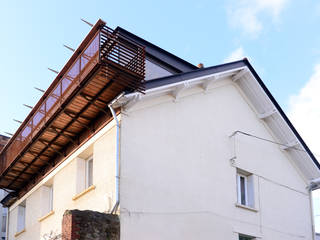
1;213;6;233
85;157;93;189
17;202;26;232
237;169;254;207
75;154;94;195
48;185;53;212
40;184;53;217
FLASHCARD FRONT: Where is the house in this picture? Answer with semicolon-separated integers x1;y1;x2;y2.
0;19;319;240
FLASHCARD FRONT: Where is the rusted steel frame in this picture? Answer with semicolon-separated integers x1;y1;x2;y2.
20;161;42;168
101;59;143;79
100;63;144;90
28;150;52;162
37;140;64;156
80;92;109;105
102;41;139;61
48;125;78;135
13;72;117;191
101;26;145;50
102;51;140;69
4;65;118;189
49;126;77;144
10;169;33;176
38;139;65;149
99;70;138;90
63;109;93;122
63;111;91;130
100;41;141;64
2;22;145;190
18;99;116;197
79;93;108;114
100;34;144;66
0;19;105;158
99;68;137;88
28;150;51;158
1;63;101;186
100;69;144;93
1;26;99;168
101;30;144;53
100;40;118;60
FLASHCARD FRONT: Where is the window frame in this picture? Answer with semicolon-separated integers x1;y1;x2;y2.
17;202;26;233
237;173;248;206
85;156;93;189
239;234;255;240
48;185;53;212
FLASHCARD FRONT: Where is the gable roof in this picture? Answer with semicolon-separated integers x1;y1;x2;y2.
119;58;320;180
116;27;198;73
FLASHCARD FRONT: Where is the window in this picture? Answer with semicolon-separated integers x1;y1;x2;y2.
239;234;255;240
237;173;248;205
38;184;53;221
1;213;6;233
17;201;26;232
237;169;254;207
75;154;94;198
85;157;93;189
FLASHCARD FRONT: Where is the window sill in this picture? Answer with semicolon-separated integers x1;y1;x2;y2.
14;229;26;238
72;185;96;201
38;210;55;222
235;203;258;212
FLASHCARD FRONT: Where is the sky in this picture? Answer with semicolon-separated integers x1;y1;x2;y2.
1;0;320;232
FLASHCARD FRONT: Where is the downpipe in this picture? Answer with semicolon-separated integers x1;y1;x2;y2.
108;95;122;214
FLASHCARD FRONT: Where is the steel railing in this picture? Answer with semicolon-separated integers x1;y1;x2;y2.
0;24;145;175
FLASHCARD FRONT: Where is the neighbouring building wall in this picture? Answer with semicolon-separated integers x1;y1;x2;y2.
0;135;9;240
7;122;117;240
0;190;7;240
120;78;313;240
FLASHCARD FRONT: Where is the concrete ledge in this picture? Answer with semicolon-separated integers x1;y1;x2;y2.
14;229;25;238
38;210;55;222
235;203;258;212
72;185;96;201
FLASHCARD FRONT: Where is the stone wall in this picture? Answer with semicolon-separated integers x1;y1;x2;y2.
62;210;120;240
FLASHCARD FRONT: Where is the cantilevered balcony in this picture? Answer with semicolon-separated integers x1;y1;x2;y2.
0;19;145;196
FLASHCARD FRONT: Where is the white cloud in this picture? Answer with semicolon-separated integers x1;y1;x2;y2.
288;64;320;154
224;47;246;63
227;0;289;37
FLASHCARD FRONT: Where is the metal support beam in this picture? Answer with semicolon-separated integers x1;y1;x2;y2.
49;127;77;144
63;109;93;122
38;139;64;156
63;111;91;130
79;93;109;114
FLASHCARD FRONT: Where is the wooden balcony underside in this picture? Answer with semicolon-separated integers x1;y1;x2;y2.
0;19;145;197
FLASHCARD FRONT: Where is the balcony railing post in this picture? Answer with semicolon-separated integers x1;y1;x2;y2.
98;30;101;64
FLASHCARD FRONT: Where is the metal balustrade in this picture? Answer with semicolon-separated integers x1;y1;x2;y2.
0;20;145;191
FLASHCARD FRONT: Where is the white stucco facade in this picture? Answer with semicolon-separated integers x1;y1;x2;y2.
120;76;315;239
4;67;319;240
6;121;118;240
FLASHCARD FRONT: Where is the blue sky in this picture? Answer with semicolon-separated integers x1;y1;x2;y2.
1;0;320;231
